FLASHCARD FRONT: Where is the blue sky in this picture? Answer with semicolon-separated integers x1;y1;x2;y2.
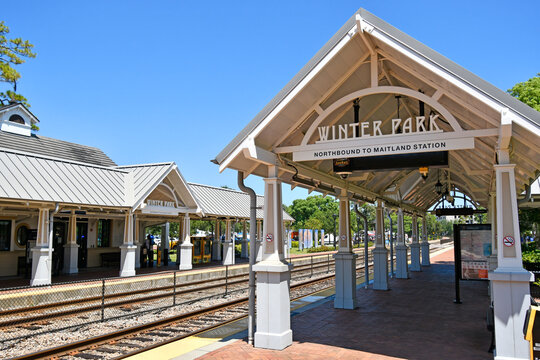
2;1;539;205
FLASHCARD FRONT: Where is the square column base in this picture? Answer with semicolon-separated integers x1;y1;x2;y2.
179;243;193;270
135;244;141;269
31;247;51;286
63;243;79;274
410;243;421;272
395;244;409;279
119;244;137;277
488;255;498;271
373;247;389;290
253;261;293;350
241;240;248;258
256;240;263;262
333;252;358;309
222;242;235;265
489;268;533;360
421;242;430;266
212;241;222;261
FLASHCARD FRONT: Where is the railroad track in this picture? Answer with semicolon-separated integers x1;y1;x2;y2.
11;268;351;360
0;252;368;330
4;244;448;359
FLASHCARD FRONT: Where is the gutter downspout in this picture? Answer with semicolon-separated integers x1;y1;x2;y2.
238;171;257;345
517;184;532;206
354;204;369;289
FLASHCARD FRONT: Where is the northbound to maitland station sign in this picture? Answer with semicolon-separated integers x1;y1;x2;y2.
290;115;475;162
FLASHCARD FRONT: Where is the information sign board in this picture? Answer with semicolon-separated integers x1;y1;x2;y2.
454;224;491;280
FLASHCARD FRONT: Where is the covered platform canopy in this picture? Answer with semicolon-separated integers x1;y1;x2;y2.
214;8;540;359
0;107;292;286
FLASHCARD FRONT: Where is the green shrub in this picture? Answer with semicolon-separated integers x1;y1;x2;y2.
291;241;299;248
306;245;335;253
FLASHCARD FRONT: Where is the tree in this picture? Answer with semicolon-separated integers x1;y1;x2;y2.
0;21;36;107
287;195;338;233
508;74;540;112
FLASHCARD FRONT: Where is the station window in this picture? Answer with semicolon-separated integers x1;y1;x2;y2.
0;220;12;251
9;114;25;124
97;219;111;247
16;224;29;247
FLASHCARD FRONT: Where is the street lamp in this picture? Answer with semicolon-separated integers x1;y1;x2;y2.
332;213;338;249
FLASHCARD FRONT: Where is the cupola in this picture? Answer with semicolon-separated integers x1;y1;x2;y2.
0;103;39;136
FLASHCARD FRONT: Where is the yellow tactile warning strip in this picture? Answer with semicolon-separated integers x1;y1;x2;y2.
121;247;453;360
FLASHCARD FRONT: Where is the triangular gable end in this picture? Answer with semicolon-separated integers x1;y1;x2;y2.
118;163;203;216
214;8;540;212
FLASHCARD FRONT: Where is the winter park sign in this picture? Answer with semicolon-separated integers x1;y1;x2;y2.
290;115;475;162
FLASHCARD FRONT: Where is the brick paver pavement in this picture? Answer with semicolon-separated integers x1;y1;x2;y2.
198;248;492;360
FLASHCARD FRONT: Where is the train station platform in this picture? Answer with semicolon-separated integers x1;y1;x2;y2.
146;247;492;360
0;243;385;289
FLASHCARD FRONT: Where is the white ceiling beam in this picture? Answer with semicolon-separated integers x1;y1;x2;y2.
371;53;378;87
300;85;464;146
381;55;500;128
271;53;371;149
386;66;499;128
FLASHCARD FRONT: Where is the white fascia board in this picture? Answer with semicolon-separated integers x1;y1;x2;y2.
218;24;359;172
498;108;513;149
171;165;205;217
0;104;40;124
370;21;540;134
243;138;278;166
131;163;175;211
506;108;540;137
365;21;507;115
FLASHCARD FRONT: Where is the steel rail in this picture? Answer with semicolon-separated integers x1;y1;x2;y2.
12;245;447;360
0;253;370;326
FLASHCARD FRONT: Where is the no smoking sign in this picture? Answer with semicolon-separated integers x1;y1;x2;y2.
503;236;515;247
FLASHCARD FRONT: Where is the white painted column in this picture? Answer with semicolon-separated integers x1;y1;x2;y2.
395;208;409;279
334;188;357;308
283;223;289;258
409;214;421;272
63;212;79;274
487;192;498;272
223;219;235;265
421;214;430;266
179;214;193;270
134;219;141;268
31;208;52;286
253;166;292;350
373;200;389;290
119;212;136;277
241;220;249;258
488;164;533;360
256;220;263;262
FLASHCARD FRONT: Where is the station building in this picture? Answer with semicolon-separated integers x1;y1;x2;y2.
0;103;292;285
214;8;540;360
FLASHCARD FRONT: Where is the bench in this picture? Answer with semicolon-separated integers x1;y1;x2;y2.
100;252;121;267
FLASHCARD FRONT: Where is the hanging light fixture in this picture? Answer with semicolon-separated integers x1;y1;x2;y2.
435;170;443;195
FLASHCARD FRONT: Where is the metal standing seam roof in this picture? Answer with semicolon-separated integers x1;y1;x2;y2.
0;131;117;167
188;182;294;222
116;163;174;205
0;149;127;207
214;8;540;165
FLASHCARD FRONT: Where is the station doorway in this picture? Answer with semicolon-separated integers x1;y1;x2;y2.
77;222;88;269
